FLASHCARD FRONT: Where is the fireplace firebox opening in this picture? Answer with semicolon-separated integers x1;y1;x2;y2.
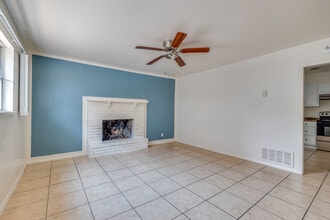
102;119;133;141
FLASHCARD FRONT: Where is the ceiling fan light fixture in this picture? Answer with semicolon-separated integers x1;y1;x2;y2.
135;32;210;67
165;50;179;59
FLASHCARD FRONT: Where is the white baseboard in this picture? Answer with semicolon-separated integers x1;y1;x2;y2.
148;138;175;146
1;151;86;215
174;140;301;174
243;156;301;174
29;151;86;164
29;141;177;164
0;160;27;215
304;145;317;150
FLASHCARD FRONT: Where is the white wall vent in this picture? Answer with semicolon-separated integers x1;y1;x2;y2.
269;149;276;162
261;147;294;168
284;152;293;166
262;148;268;160
276;151;283;163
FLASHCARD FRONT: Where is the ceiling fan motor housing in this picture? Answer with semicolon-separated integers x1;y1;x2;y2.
163;40;179;59
163;40;172;50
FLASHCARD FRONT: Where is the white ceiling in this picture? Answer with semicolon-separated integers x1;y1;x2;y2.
4;0;330;77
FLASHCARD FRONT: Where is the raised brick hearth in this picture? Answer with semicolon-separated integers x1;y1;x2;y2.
82;96;149;157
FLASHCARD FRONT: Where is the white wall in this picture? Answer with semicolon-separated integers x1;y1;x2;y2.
0;52;28;213
175;38;330;174
0;2;29;214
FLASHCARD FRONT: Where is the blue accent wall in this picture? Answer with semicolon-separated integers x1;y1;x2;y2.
32;55;175;157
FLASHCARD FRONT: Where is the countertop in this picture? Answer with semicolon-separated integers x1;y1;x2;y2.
304;117;319;122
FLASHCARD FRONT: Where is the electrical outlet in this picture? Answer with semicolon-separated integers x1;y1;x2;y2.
161;133;164;137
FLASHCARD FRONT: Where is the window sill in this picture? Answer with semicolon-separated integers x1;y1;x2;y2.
0;111;17;117
19;112;29;117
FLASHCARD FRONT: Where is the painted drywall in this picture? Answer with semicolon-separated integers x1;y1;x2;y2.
32;55;175;157
175;38;330;174
305;70;330;117
0;52;28;213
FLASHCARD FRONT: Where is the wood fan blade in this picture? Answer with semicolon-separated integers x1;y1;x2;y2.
180;47;210;53
135;46;163;51
146;55;166;65
174;56;186;67
171;32;187;48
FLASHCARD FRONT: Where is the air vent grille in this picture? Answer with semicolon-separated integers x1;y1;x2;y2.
262;148;268;160
276;151;283;163
261;147;294;168
269;149;276;162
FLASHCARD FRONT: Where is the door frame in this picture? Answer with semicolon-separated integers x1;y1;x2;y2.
301;59;330;174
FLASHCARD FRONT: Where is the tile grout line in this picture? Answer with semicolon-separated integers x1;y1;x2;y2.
252;168;327;219
45;161;52;220
301;169;330;219
236;172;292;220
129;146;328;219
67;150;278;219
95;157;144;220
118;149;221;219
23;162;87;219
155;153;242;180
247;174;321;211
199;162;269;219
122;152;266;219
129;152;246;218
154;158;258;219
4;144;330;219
14;146;327;220
73;157;96;220
181;158;272;218
124;162;185;219
304;149;317;162
277;178;320;197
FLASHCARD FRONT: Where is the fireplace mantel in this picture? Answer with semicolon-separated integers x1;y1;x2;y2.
82;96;149;157
86;96;149;104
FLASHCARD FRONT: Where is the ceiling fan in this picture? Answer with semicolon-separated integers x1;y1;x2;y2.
135;32;210;67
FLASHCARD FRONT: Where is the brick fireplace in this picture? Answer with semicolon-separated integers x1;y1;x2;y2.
82;96;149;157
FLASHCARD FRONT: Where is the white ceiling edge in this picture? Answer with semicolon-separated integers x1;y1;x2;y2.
5;0;330;78
177;37;330;79
31;51;177;80
32;36;330;81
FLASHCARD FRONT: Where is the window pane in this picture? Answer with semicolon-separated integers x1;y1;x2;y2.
0;78;2;110
0;32;15;113
4;48;14;81
0;47;4;79
3;79;13;111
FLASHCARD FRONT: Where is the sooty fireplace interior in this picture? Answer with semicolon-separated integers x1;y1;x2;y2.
102;119;133;141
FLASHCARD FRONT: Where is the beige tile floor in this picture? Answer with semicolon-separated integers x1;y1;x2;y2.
1;143;330;220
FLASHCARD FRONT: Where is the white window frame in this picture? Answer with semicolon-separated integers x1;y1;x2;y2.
19;54;28;115
0;8;28;116
0;29;15;114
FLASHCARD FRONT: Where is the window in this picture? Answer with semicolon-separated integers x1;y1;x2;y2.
0;29;14;112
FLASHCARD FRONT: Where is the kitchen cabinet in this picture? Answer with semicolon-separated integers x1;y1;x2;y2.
304;83;319;107
318;82;330;95
304;121;316;147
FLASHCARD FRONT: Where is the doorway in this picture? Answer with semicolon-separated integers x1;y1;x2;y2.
303;62;330;174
